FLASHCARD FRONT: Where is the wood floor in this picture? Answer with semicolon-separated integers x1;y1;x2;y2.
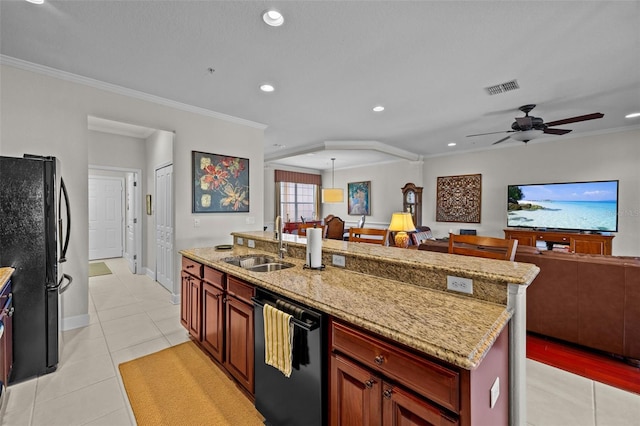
527;332;640;395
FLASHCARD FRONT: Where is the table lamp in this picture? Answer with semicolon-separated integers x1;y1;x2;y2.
388;212;416;248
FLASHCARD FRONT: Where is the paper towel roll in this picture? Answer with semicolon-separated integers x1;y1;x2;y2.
306;227;323;268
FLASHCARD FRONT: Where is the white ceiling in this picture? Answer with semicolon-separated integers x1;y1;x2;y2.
1;1;639;171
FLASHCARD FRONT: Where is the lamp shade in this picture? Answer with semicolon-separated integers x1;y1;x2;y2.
388;212;416;232
322;188;344;203
389;212;416;248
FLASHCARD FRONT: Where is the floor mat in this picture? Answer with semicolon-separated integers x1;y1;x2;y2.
88;262;112;277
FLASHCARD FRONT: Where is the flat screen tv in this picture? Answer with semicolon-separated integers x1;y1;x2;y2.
507;180;619;233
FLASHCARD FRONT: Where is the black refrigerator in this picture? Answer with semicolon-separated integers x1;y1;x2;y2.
0;154;72;383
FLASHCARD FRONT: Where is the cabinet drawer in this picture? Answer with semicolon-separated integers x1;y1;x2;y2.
331;320;459;412
204;266;225;290
182;257;203;278
227;276;254;304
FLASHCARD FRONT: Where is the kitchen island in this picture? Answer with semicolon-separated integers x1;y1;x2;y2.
180;231;539;425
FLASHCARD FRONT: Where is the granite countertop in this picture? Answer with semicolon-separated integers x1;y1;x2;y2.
181;245;513;370
0;267;14;286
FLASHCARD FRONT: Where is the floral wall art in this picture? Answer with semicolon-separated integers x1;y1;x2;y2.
192;151;249;213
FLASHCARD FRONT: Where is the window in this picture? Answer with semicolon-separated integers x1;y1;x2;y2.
274;170;321;224
280;182;318;222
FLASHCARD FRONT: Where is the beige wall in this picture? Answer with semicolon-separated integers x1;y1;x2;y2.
422;129;640;256
0;64;265;329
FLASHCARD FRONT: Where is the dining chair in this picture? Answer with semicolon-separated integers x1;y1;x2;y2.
447;233;518;261
325;216;345;240
348;228;389;246
297;223;327;237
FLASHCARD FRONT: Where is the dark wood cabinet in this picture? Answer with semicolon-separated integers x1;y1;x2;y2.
180;257;255;395
504;228;613;255
201;267;225;362
180;257;203;340
330;319;509;426
224;276;255;395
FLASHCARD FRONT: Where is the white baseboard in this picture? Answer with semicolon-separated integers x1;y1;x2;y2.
145;267;156;280
170;293;180;305
61;313;90;331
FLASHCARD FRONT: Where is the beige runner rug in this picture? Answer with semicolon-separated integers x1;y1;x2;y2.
119;341;264;426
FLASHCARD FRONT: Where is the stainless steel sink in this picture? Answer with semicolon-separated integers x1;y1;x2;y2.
223;254;293;272
245;262;295;273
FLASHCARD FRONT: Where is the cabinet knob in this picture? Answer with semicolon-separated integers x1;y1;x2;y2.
383;388;393;399
364;379;375;389
374;355;384;365
186;265;194;269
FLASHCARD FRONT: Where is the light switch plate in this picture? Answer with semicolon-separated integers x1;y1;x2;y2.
237;237;244;245
248;239;255;248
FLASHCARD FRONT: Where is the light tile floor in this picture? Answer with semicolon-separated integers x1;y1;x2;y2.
1;257;638;425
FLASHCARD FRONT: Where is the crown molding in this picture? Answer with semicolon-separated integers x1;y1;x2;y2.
0;55;267;130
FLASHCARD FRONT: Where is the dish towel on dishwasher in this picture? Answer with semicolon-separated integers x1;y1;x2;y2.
263;303;294;377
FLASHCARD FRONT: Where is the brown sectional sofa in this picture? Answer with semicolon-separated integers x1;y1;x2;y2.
419;240;640;363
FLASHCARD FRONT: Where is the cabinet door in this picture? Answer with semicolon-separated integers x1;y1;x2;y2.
202;282;225;362
225;296;254;394
382;383;458;426
188;276;202;340
570;237;606;255
180;271;190;329
330;354;382;426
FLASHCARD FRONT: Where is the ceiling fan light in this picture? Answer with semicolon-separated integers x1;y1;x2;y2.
511;129;542;142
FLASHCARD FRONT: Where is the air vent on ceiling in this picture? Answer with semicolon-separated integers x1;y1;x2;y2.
485;79;520;95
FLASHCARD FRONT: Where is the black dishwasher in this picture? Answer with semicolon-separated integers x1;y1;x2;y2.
253;288;327;426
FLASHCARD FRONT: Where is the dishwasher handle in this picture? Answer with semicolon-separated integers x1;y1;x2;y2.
252;297;320;332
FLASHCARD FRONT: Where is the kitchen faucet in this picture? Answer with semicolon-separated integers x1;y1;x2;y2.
274;215;286;259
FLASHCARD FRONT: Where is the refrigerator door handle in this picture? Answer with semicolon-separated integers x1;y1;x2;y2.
58;274;73;294
58;177;71;263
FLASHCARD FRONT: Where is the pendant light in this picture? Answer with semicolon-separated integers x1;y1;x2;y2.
322;158;344;203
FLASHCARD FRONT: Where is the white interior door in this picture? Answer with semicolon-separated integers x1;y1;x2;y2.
124;173;137;273
88;176;124;260
155;164;173;292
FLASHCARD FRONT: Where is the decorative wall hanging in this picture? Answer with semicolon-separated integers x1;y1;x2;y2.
436;174;481;223
348;181;371;215
192;151;249;213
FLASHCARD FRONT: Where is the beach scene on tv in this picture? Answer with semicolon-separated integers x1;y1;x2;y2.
507;181;618;232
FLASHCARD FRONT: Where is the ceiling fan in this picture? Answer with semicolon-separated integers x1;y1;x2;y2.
467;104;604;145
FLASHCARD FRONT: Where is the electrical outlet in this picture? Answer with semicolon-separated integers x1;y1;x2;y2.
193;218;200;228
490;377;500;408
447;275;473;294
237;237;244;245
245;216;255;224
248;239;255;248
332;254;346;267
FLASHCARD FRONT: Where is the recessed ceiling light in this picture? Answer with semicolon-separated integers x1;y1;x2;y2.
25;0;44;4
625;112;640;119
448;142;457;147
260;84;275;92
262;9;284;27
373;105;385;112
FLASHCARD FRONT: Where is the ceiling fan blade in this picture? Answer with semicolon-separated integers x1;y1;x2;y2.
492;136;512;145
467;130;513;137
545;113;604;127
543;128;572;135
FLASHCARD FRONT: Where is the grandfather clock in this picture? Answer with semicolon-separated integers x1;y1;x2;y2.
401;183;423;228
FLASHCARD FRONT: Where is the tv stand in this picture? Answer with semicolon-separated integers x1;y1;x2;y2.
504;228;614;255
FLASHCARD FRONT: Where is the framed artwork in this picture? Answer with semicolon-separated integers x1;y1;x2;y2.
192;151;249;213
436;174;481;223
348;181;371;215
